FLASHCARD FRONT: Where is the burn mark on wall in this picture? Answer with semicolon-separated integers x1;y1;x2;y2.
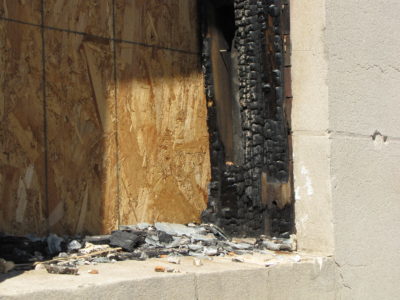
200;0;293;237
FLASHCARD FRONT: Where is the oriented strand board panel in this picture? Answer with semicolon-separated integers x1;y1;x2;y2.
117;44;210;225
115;0;199;53
44;0;112;38
45;31;117;234
0;22;47;235
0;0;41;24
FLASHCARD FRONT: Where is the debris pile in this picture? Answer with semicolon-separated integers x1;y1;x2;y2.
0;223;296;275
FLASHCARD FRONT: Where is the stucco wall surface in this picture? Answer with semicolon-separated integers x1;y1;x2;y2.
326;1;400;299
291;0;400;299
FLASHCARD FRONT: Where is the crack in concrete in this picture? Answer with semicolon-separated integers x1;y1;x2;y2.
194;274;199;300
293;129;400;142
335;260;352;291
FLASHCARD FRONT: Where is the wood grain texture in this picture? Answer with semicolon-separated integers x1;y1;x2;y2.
1;1;210;235
45;0;113;38
0;0;41;24
45;31;117;234
0;22;46;235
117;43;210;225
115;0;199;52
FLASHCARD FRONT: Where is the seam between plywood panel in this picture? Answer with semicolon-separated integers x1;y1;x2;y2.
112;0;121;229
40;0;50;234
0;16;199;56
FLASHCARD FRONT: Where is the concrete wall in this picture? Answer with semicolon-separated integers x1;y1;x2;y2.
0;256;337;300
291;0;400;298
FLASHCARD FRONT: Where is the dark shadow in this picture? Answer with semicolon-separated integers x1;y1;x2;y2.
0;270;25;284
205;0;244;164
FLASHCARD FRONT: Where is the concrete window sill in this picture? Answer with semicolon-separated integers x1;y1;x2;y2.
0;253;336;300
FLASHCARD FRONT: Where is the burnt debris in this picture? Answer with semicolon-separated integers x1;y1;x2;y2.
0;223;296;274
200;0;293;237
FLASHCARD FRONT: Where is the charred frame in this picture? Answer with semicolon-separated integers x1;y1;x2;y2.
200;0;294;237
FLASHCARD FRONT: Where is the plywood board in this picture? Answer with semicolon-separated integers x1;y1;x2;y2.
115;0;199;53
1;1;210;235
45;31;117;234
45;0;113;38
0;22;47;235
0;0;41;24
117;44;210;225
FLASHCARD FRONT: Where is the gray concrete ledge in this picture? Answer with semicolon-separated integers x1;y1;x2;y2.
0;253;336;300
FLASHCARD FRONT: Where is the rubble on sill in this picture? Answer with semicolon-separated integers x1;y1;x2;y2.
0;223;296;275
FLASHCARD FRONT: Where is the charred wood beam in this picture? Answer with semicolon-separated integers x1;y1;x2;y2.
200;0;293;237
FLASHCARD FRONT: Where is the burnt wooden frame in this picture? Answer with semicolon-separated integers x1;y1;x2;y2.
200;0;293;237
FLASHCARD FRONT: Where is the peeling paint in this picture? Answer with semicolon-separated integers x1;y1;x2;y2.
301;165;314;196
316;256;324;271
295;186;301;200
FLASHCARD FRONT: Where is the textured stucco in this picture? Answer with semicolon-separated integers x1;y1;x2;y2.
291;0;400;298
326;0;400;137
331;136;400;299
326;0;400;298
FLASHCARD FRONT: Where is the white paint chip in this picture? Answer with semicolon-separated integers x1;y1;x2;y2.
301;165;314;196
295;186;301;200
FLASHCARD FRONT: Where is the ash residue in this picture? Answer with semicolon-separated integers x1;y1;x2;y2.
0;223;296;273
